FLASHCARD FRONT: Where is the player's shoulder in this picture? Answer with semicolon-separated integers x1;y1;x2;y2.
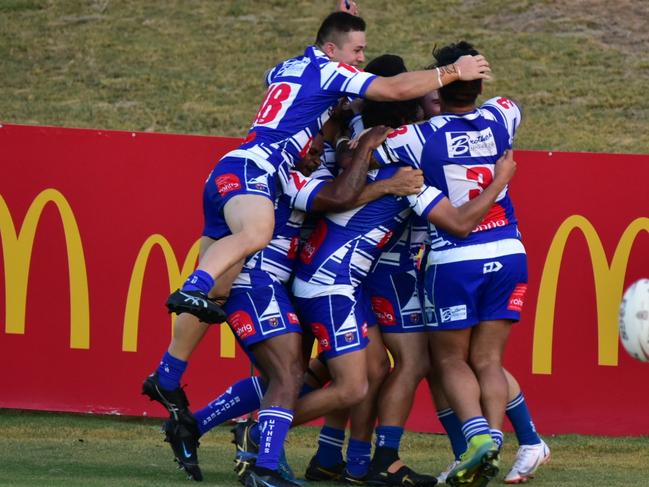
478;96;523;133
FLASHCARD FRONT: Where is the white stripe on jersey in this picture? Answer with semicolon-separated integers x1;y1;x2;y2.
427;238;526;265
292;277;354;299
225;148;277;175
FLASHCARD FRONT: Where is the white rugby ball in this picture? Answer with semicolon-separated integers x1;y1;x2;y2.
619;278;649;362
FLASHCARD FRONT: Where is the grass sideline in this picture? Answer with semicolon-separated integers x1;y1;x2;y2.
1;410;649;487
1;0;648;153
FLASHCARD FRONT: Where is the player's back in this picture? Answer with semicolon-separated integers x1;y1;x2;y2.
421;110;519;249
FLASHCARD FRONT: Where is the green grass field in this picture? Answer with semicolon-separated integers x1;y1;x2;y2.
1;410;648;487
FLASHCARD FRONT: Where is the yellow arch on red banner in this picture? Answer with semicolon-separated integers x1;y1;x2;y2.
533;215;649;374
121;235;235;357
0;189;90;349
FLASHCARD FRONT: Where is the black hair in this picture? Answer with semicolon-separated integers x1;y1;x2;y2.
362;54;422;128
433;41;481;106
315;12;366;47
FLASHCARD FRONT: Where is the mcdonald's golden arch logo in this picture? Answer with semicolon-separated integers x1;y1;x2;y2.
1;189;90;348
1;189;236;357
533;215;649;374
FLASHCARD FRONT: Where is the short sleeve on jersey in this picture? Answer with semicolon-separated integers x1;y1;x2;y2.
479;97;522;142
407;184;445;218
319;61;377;98
279;164;332;212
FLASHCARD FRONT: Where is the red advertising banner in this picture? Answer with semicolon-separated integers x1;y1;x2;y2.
1;123;648;435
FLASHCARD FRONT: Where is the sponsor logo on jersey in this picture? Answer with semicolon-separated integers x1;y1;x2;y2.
287;236;300;260
300;219;328;264
473;204;509;232
275;57;310;78
508;283;528;312
228;310;257;339
311;322;332;352
370;296;396;326
483;261;503;274
440;304;467;323
215;173;242;196
446;127;497;158
287;312;300;324
376;229;394;249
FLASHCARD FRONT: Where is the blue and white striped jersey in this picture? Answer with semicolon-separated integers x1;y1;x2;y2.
293;166;443;294
233;161;334;289
226;46;376;176
373;96;523;252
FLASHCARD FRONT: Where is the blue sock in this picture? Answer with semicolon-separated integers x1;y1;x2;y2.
315;426;345;468
506;393;541;445
461;416;491;443
346;438;371;478
375;425;404;451
490;429;504;449
194;376;267;435
437;408;467;460
156;352;187;391
256;407;294;471
181;270;214;294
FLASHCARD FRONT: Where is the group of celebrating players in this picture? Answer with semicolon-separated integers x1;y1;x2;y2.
141;2;550;486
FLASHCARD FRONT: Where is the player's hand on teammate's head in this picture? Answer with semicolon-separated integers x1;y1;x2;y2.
385;167;424;196
335;0;360;16
357;125;393;149
454;54;492;81
494;149;517;183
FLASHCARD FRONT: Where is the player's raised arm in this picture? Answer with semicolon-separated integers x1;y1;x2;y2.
310;125;392;212
364;55;491;102
426;150;517;237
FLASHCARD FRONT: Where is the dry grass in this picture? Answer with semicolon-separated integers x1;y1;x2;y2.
1;0;648;153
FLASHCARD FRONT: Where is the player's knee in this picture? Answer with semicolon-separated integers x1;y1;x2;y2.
335;377;368;407
367;352;390;385
468;352;501;374
238;225;273;254
396;355;430;383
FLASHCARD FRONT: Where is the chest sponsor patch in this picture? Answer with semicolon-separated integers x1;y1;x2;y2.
445;127;497;158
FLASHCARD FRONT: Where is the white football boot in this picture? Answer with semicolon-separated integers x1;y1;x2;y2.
437;459;460;484
504;440;551;484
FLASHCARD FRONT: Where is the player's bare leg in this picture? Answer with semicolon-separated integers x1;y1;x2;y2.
372;331;430;473
349;326;389;441
166;195;274;325
199;194;274;277
252;332;304;410
291;350;369;426
428;328;480;421
469;320;512;431
429;328;497;486
342;326;390;481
